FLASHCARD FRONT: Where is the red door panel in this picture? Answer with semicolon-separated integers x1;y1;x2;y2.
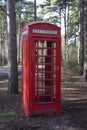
30;37;60;114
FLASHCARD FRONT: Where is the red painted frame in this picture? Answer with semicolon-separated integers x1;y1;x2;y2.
22;22;61;116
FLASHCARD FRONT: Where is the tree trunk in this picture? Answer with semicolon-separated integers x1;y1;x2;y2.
34;0;37;21
80;0;84;74
64;7;67;61
66;5;70;61
83;1;87;81
6;0;18;94
17;1;21;64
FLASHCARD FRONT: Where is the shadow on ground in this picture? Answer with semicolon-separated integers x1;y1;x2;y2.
0;67;87;130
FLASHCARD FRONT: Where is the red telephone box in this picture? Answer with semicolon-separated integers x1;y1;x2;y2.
22;22;61;116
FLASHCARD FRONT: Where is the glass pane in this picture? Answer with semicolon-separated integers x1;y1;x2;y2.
35;40;57;103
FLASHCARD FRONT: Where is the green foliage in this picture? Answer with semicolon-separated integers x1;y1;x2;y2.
68;0;80;39
67;60;79;68
68;44;78;60
67;61;81;73
15;0;35;25
38;0;61;24
62;38;81;73
0;0;81;69
62;60;81;74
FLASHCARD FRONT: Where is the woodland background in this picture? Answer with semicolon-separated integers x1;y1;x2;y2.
0;0;86;93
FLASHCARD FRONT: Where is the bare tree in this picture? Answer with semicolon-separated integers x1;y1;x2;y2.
80;0;84;74
34;0;37;21
6;0;18;94
83;0;87;81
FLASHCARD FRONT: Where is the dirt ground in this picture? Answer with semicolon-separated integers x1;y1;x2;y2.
0;67;87;130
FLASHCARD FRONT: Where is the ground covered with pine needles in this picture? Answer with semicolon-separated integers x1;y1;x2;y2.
0;67;87;130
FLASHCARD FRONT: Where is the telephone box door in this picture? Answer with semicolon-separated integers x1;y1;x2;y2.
31;37;61;114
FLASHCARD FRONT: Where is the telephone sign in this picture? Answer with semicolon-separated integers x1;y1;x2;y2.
33;29;57;34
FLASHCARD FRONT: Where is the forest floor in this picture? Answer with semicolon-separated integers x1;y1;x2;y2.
0;67;87;130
